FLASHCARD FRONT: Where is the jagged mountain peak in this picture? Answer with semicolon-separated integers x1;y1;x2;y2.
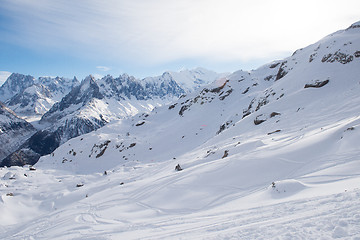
80;75;100;93
3;75;79;118
83;74;96;82
0;73;36;102
40;76;103;123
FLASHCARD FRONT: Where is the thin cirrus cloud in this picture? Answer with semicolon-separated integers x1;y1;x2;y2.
96;66;111;72
1;0;360;72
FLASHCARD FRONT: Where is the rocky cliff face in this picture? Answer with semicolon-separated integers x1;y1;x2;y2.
0;73;35;102
3;75;79;118
0;102;36;166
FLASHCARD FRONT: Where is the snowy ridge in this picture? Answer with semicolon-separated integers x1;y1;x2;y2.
1;22;360;238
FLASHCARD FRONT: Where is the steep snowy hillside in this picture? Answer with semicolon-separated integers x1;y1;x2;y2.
0;102;36;165
1;22;360;239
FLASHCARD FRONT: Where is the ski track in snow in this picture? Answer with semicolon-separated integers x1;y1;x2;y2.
1;162;360;239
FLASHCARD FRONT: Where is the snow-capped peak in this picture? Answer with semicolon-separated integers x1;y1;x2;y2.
0;73;35;102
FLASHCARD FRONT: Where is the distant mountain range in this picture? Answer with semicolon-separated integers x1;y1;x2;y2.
0;68;226;166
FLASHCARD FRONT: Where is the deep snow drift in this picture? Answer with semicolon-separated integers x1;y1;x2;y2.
1;22;360;239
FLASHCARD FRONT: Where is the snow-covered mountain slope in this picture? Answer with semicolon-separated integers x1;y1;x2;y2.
2;22;360;239
0;73;35;102
4;76;79;120
0;102;36;165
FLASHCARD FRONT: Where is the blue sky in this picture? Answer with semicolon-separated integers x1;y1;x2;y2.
1;0;360;84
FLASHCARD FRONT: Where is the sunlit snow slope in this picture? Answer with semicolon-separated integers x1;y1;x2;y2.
1;22;360;239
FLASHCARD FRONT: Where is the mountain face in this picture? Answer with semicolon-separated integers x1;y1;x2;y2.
0;73;35;102
3;75;79;119
97;73;185;101
0;102;36;165
166;67;229;93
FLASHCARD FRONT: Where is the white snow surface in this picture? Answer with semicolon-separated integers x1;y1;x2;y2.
1;23;360;239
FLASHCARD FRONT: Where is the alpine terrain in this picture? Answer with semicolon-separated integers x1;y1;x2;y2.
1;22;360;239
0;68;224;166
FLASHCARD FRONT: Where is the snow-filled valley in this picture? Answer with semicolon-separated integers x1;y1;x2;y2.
1;22;360;239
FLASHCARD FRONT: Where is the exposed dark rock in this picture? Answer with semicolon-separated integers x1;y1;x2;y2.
267;130;281;135
321;52;353;64
254;115;266;125
270;112;281;118
175;164;182;171
269;62;280;69
309;53;317;62
255;97;269;111
168;103;177;110
242;87;250;94
264;75;273;81
179;105;190;116
89;140;111;158
275;62;288;81
217;121;233;134
222;150;229;159
304;80;329;88
135;121;145;126
219;89;233;100
242;98;256;119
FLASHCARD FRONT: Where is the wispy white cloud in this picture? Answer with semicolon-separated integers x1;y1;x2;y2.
1;0;360;69
96;66;111;72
